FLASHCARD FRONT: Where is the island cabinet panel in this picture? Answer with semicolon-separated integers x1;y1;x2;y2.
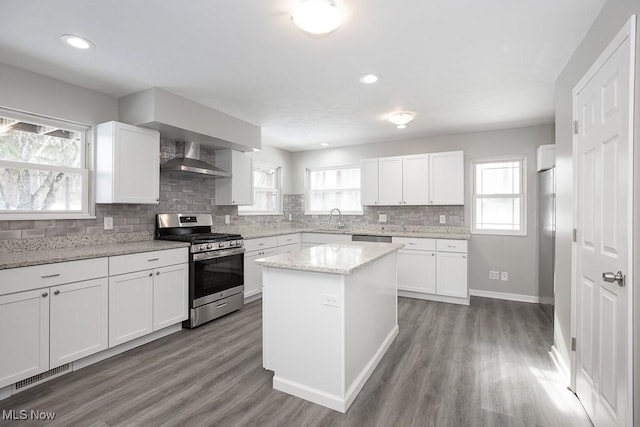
0;289;49;389
50;278;108;368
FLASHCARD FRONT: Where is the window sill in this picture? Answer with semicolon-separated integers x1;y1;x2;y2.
237;211;284;216
0;213;96;221
471;230;527;237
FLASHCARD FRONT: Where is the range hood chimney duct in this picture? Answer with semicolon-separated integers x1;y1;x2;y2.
160;142;231;178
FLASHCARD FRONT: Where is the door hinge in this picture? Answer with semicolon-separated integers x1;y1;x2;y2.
572;228;577;242
571;337;576;351
573;120;579;135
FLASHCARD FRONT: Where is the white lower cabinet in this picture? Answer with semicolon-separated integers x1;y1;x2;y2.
0;289;49;389
109;270;154;347
277;243;301;254
392;237;469;305
50;278;108;368
244;248;277;299
108;252;188;347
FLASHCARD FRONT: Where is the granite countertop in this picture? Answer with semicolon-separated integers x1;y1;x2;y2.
234;227;470;240
0;240;190;270
255;242;405;275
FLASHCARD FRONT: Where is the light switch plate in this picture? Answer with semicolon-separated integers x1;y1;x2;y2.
439;215;446;224
489;271;499;280
323;293;339;308
103;217;113;230
288;214;292;221
224;215;230;224
379;214;387;223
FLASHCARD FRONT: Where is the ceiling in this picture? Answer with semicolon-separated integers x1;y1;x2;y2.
0;0;606;151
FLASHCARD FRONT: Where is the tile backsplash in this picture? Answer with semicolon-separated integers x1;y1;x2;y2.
0;140;464;251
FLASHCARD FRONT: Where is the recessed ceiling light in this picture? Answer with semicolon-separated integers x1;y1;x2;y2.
291;0;343;36
359;74;379;84
388;111;416;127
60;34;94;50
320;142;330;147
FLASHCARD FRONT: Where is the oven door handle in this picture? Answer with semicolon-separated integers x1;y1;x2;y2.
192;247;246;261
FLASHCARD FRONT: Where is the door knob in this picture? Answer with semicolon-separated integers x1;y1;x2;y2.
602;271;625;286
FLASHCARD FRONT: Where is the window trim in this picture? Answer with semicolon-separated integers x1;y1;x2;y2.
237;162;283;216
470;156;527;236
304;165;363;215
0;107;95;220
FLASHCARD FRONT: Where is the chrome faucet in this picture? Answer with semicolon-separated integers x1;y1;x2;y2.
329;208;345;229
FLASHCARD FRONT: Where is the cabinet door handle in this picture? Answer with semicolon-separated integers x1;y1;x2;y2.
462;256;466;259
54;290;60;295
258;243;264;246
41;273;60;278
42;292;48;298
148;273;153;277
156;271;160;275
148;258;160;262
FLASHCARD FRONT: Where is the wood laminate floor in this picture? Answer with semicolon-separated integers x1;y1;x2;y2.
0;297;591;427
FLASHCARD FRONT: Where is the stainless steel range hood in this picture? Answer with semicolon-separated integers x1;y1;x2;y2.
161;142;231;178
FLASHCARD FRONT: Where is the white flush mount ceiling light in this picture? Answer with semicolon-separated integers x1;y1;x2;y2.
320;142;330;147
60;34;94;49
388;111;416;129
359;74;379;84
291;0;343;36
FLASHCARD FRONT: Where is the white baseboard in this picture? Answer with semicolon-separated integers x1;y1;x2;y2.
469;289;544;304
398;290;470;306
539;296;554;305
273;325;399;413
244;292;262;304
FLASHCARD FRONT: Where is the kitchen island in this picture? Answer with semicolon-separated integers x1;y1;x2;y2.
256;241;403;412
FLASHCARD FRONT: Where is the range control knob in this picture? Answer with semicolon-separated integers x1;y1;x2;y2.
207;243;213;250
200;244;208;251
229;240;237;247
218;242;225;248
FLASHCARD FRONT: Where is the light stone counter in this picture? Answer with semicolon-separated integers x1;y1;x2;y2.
255;241;404;275
0;240;190;270
215;226;470;240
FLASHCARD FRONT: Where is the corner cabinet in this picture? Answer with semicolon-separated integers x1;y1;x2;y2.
96;121;160;204
362;151;463;206
214;149;253;205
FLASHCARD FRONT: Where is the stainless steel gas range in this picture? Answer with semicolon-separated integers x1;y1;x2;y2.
156;213;244;328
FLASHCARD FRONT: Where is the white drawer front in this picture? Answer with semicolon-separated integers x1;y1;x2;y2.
109;248;188;276
436;239;468;253
392;237;436;251
244;236;278;252
0;258;108;295
276;233;301;247
277;243;301;255
300;233;351;244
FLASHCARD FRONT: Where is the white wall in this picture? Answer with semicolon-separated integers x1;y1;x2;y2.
291;124;554;298
554;0;639;399
247;145;293;194
0;62;117;125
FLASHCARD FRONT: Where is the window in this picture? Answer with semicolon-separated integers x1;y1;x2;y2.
238;163;282;215
305;166;362;214
471;157;526;235
0;108;91;220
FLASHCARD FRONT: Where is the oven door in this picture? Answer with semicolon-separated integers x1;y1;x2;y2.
192;248;245;307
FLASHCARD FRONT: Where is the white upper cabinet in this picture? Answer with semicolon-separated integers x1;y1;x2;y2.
96;121;160;204
378;156;403;205
361;158;379;205
215;149;253;205
362;151;463;206
402;154;429;205
429;151;464;205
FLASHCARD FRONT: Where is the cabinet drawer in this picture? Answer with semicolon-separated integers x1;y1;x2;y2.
436;239;468;253
276;233;301;246
392;237;436;251
244;236;278;252
277;243;300;255
0;258;108;295
109;248;188;276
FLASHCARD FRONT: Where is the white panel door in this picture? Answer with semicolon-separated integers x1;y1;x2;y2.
402;154;429;205
153;263;189;331
114;123;160;204
429;151;464;205
0;290;49;388
397;250;436;293
50;278;108;368
436;252;468;298
244;249;277;298
361;158;379;205
574;24;632;427
109;270;154;347
378;156;403;205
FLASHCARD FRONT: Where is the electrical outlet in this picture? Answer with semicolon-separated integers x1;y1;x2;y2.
323;293;339;308
103;217;113;230
489;271;500;280
439;215;446;224
288;213;292;222
501;271;509;281
224;215;230;224
378;214;387;223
